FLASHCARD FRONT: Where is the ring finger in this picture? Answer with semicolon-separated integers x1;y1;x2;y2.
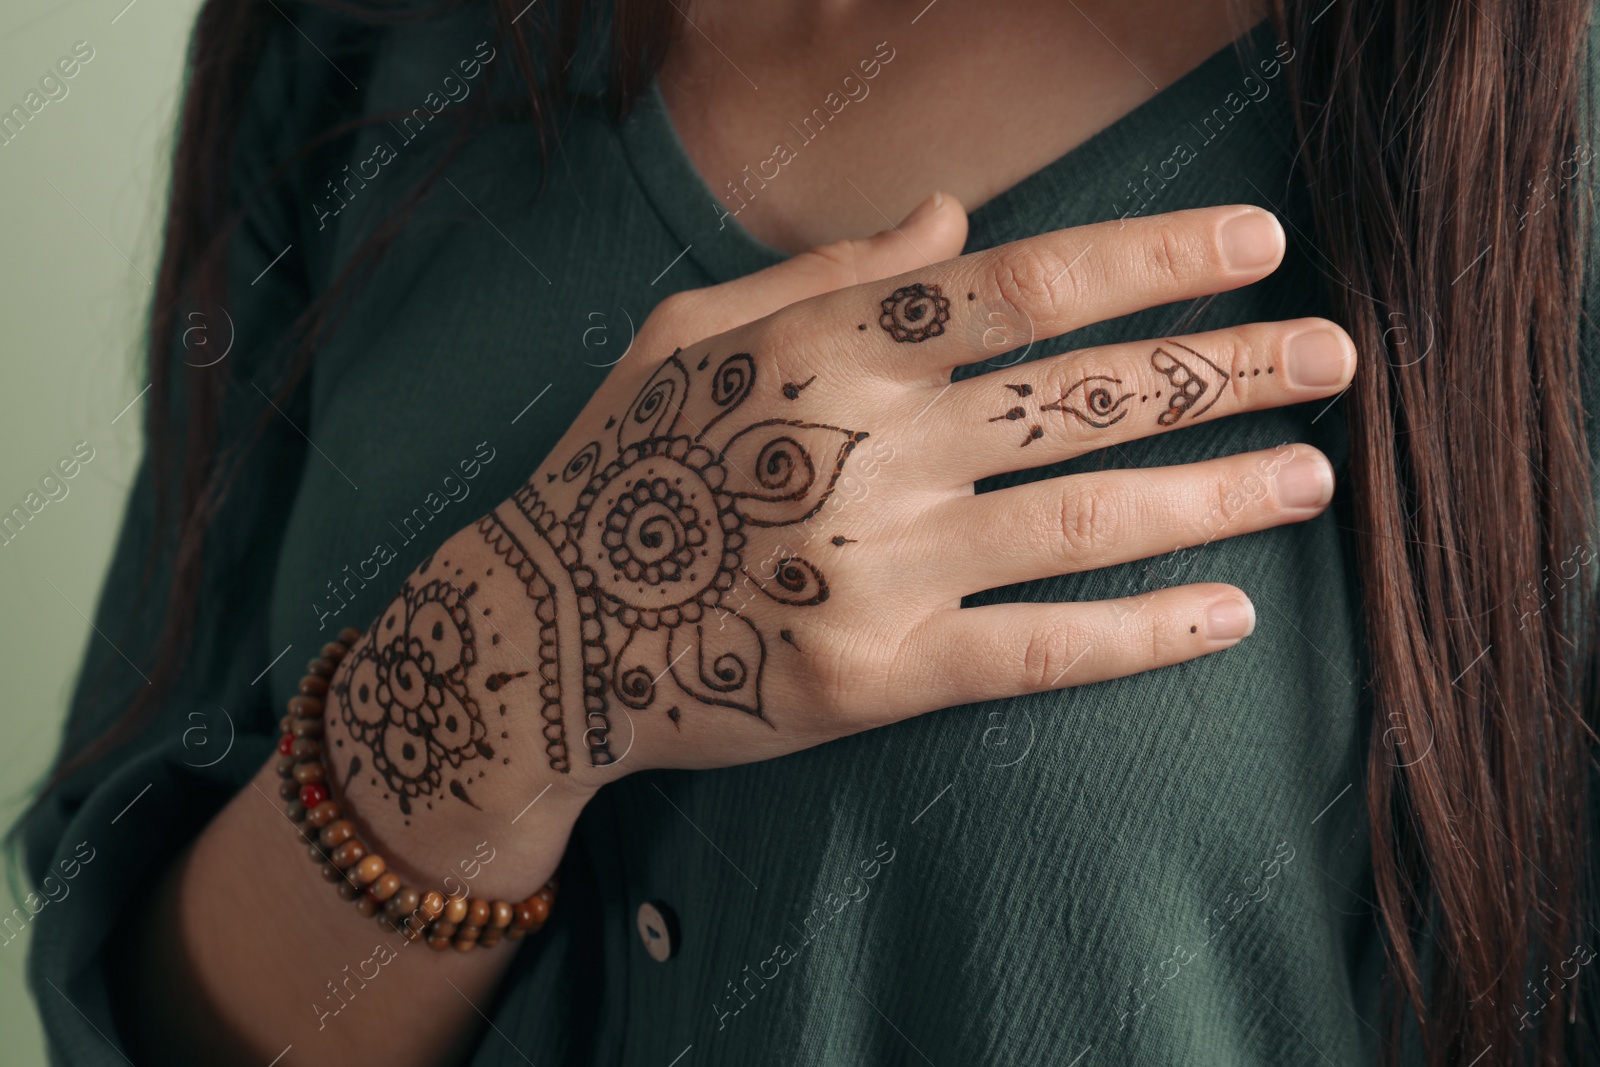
936;443;1334;597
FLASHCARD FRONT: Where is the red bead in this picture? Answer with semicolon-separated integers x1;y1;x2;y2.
277;734;294;756
299;783;328;809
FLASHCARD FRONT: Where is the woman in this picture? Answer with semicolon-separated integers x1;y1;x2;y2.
13;0;1597;1064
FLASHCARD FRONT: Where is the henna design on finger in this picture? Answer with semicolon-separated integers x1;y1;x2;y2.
478;352;861;771
830;535;857;546
1041;376;1136;429
1150;342;1228;425
780;630;801;650
879;282;951;343
988;382;1045;446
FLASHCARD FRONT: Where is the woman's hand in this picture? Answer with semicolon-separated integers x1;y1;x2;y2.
324;197;1354;892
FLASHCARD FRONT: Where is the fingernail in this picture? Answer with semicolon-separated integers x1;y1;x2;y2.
901;192;943;227
1286;328;1353;388
1273;453;1334;509
1219;210;1283;272
1205;595;1256;642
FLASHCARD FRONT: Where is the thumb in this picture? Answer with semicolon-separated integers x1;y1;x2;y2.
681;192;969;338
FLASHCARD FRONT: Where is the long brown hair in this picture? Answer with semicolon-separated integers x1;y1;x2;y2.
30;0;1600;1062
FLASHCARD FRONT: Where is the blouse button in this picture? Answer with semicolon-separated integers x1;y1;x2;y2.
636;901;678;962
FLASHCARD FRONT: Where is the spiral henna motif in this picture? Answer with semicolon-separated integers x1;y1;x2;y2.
479;347;864;771
878;282;951;343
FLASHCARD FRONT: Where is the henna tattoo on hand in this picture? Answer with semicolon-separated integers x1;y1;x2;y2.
1150;342;1227;425
879;282;951;343
478;351;864;771
987;342;1264;447
782;375;816;400
1041;376;1134;428
333;575;493;817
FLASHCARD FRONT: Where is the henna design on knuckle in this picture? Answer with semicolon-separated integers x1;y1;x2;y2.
781;375;816;400
477;351;864;771
988;383;1045;447
879;282;951;343
1040;377;1135;429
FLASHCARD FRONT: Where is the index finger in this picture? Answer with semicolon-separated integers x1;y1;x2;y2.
811;205;1286;377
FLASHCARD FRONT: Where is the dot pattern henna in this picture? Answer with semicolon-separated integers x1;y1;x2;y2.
879;282;951;343
334;578;489;816
478;352;866;771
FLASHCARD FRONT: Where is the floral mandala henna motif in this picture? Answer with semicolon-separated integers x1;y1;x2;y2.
879;282;951;343
479;350;865;770
335;579;488;815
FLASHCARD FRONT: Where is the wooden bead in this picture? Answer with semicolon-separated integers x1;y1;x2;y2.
320;863;343;884
511;901;536;929
306;658;336;678
336;879;361;901
354;894;380;917
298;675;330;697
277;734;294;756
453;931;480;953
534;886;555;904
353;855;386;885
307;842;329;864
506;925;527;940
479;927;503;949
292;762;326;786
319;820;356;848
337;628;363;647
276;781;299;804
290;738;321;761
289;716;324;738
298;783;328;810
401;922;425;942
330;840;367;869
467;898;491;929
306;801;341;828
419;891;446;921
443;896;469;925
284;801;306;823
368;872;401;902
430;921;457;940
490;901;514;929
385;887;421;921
275;756;297;780
427;935;452;952
523;894;550;925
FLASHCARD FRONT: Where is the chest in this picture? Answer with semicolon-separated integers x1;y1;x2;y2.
657;0;1254;251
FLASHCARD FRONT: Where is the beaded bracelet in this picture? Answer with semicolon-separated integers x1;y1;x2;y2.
275;627;558;952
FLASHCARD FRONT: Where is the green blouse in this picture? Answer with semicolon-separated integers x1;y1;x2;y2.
25;6;1578;1065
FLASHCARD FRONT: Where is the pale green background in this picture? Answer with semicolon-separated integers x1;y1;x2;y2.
1;0;206;1060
